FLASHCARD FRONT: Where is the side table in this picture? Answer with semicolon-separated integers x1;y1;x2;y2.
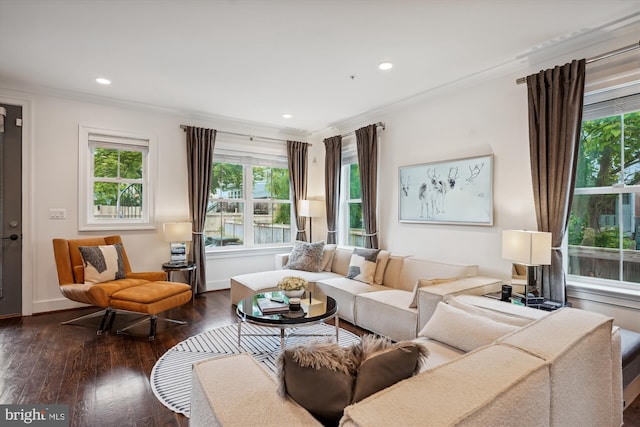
162;262;197;295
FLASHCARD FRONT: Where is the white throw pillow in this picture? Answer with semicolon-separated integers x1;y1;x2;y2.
408;277;458;308
346;248;381;285
446;296;532;327
78;244;126;284
418;302;518;352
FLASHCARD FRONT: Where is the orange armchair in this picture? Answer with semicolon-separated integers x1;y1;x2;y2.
53;235;191;339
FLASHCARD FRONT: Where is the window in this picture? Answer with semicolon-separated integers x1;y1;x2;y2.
341;162;365;247
79;126;155;230
567;93;640;287
205;162;292;248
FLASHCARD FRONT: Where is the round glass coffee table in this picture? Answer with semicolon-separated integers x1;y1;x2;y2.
236;291;339;349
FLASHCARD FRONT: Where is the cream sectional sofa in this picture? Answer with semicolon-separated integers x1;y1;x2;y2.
190;297;623;426
230;246;503;342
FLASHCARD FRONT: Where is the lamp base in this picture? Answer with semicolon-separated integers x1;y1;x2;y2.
170;242;187;263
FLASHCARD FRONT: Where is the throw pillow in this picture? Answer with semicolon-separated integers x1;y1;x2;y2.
284;240;325;272
277;341;357;425
346;248;381;284
320;244;337;271
408;277;458;308
418;302;518;352
78;244;126;284
372;250;391;285
350;335;428;402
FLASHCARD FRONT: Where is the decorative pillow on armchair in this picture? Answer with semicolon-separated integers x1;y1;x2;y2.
284;240;325;272
78;243;126;284
346;248;381;284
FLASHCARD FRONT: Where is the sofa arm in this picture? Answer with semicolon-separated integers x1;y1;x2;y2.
417;276;502;332
275;253;291;270
190;354;321;427
127;271;168;281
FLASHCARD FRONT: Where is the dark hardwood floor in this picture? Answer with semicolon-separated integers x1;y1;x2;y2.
1;289;639;426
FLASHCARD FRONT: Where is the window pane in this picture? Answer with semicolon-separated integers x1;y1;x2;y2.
205;201;244;246
252;166;290;199
568;193;640;283
211;162;243;199
623;111;640;185
349;163;361;199
120;150;143;179
253;202;291;244
92;182;142;219
94;148;118;178
576;116;622;188
348;202;363;247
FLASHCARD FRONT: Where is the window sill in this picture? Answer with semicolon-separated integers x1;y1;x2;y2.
566;280;640;310
205;245;292;260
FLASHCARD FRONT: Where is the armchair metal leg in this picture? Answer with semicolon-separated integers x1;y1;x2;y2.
115;313;187;341
61;308;112;335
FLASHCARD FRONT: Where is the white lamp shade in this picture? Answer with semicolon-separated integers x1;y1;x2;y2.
163;222;193;242
502;230;552;266
298;200;324;218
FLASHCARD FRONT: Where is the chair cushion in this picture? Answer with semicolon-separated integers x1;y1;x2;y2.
78;243;126;284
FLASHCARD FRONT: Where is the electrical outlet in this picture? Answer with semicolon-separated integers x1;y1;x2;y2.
49;208;67;219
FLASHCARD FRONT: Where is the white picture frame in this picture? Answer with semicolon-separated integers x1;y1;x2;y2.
398;154;493;225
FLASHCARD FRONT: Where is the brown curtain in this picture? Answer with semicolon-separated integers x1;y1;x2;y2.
287;141;308;242
324;136;342;244
526;59;586;304
355;124;379;249
186;126;216;295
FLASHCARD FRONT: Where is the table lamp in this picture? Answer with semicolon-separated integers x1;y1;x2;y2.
164;222;192;264
501;230;552;305
298;200;324;242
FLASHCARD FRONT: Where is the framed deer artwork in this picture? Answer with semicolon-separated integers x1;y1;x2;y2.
398;154;493;225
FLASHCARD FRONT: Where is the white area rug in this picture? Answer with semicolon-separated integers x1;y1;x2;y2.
150;322;361;417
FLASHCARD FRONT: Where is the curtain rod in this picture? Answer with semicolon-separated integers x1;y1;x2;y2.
180;121;386;143
180;125;311;145
339;121;386;139
515;40;640;85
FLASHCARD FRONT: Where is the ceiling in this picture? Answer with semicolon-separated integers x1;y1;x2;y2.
1;0;639;133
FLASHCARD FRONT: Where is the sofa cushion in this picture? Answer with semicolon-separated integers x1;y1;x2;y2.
78;243;126;284
351;335;428;402
355;290;418;342
408;277;458;308
315;278;388;324
397;257;478;292
418;302;518;352
284;241;325;272
277;341;357;425
346;248;381;284
445;295;533;326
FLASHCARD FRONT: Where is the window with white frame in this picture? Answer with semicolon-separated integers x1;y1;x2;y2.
339;143;365;247
79;126;155;230
567;93;640;287
205;140;292;249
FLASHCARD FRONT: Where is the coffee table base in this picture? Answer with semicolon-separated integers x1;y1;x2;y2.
237;315;340;349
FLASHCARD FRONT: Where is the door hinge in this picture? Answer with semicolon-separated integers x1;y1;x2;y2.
16;118;22;127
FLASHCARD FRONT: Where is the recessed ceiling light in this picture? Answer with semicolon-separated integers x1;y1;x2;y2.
96;77;111;85
282;113;292;119
378;62;393;71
